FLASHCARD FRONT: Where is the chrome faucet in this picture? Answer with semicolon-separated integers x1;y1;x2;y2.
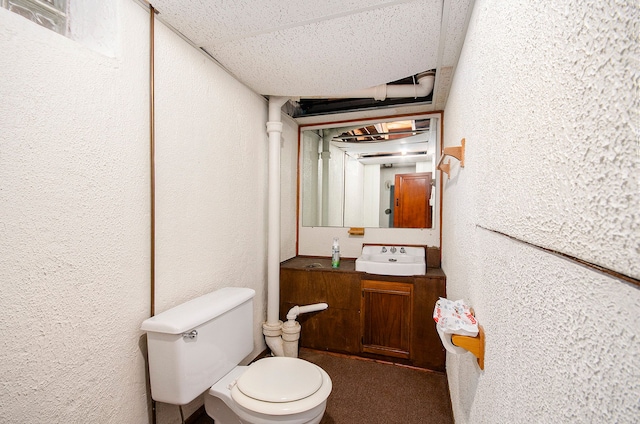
390;246;397;253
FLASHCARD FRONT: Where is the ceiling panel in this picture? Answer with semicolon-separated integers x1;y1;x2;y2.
152;0;409;44
148;0;474;110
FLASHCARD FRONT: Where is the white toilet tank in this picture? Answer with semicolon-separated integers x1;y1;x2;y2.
141;287;255;405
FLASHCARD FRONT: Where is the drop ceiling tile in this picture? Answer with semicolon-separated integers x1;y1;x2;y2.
203;1;441;95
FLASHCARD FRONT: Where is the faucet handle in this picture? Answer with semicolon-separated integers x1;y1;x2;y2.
381;246;387;253
400;247;406;254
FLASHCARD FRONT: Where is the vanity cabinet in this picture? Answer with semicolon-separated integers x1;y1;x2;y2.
279;257;446;371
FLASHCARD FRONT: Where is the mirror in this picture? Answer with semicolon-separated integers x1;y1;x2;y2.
300;113;439;228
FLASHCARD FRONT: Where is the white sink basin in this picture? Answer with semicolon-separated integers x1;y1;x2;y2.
355;245;426;276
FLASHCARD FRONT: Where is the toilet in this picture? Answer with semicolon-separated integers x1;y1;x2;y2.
140;287;332;424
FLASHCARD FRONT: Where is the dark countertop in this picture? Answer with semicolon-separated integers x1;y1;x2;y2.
281;256;358;272
281;256;445;278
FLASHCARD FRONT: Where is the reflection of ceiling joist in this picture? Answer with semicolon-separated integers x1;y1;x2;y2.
333;132;433;166
358;153;432;166
329;118;435;166
332;133;430;154
334;119;430;142
307;115;437;167
333;129;430;141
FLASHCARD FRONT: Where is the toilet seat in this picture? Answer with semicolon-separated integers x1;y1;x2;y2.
236;357;323;402
230;357;332;416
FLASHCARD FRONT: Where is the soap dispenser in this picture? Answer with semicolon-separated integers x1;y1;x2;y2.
331;238;340;268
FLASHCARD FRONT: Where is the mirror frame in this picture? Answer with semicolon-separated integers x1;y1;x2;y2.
296;111;444;258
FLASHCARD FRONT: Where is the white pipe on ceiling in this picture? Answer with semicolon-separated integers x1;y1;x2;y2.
298;71;435;101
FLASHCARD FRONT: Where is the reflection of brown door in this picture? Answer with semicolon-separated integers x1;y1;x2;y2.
393;172;432;228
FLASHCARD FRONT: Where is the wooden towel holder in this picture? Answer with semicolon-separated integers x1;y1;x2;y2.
451;323;485;370
437;138;466;179
348;227;365;236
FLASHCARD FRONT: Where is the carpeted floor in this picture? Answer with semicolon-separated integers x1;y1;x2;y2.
298;348;454;424
193;348;454;424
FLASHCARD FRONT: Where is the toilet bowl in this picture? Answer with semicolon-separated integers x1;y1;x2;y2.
141;288;333;424
205;357;332;424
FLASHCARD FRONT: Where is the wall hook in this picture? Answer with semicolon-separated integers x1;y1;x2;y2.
437;138;465;179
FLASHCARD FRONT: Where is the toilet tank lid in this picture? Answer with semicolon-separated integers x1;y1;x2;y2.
140;287;255;334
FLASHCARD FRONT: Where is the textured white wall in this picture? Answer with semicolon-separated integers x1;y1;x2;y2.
0;1;297;423
0;2;150;422
442;1;639;423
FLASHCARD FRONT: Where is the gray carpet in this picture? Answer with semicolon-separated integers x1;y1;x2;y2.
194;349;454;424
299;349;454;424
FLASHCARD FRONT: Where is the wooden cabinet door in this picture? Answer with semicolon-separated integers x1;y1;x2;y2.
361;280;413;359
393;172;432;228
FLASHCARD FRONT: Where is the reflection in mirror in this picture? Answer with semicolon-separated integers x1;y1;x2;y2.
301;114;438;228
